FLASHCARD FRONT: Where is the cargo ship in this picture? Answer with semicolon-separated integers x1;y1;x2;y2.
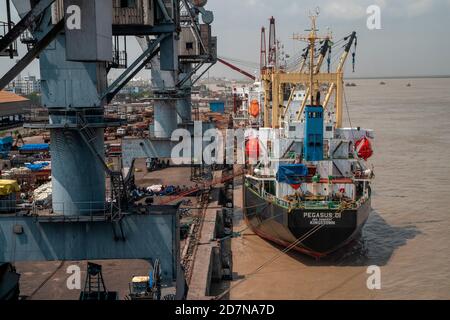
241;14;375;258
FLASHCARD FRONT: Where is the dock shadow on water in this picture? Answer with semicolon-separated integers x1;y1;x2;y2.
284;210;421;267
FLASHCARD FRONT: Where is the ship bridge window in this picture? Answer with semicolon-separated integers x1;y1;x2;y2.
186;42;194;50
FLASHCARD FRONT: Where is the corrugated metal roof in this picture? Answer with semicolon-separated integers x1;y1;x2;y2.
0;90;29;104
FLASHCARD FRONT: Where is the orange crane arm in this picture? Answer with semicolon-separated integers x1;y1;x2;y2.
217;58;256;81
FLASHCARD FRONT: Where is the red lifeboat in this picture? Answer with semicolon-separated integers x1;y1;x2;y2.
245;138;260;159
355;137;373;160
249;100;260;117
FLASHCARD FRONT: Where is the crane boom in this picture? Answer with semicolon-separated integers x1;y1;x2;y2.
323;32;357;111
217;58;256;81
292;39;330;121
260;27;267;73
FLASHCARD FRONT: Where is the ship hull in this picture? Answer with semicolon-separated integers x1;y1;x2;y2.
243;184;371;258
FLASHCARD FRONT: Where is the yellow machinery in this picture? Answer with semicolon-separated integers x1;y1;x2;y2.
261;14;357;129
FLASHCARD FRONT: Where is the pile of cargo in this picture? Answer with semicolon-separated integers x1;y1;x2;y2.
1;167;31;179
1;161;51;191
25;161;51;172
32;181;52;207
201;112;230;129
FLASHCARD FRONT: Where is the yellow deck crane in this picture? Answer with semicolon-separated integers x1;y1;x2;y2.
262;13;357;129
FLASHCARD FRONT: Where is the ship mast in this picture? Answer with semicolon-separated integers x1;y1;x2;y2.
293;11;328;107
308;14;317;105
263;11;355;129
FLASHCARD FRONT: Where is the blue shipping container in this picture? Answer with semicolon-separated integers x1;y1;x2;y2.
210;102;225;114
303;105;324;161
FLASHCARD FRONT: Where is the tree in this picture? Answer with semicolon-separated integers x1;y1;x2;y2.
25;92;41;106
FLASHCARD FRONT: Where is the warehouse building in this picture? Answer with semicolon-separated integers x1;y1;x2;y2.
0;90;31;130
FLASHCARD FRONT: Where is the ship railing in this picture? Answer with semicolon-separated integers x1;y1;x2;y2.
355;196;368;207
25;108;124;126
258;188;359;211
292;200;358;210
0;199;20;214
277;198;291;208
245;180;259;192
27;200;116;222
260;189;291;208
246;179;360;210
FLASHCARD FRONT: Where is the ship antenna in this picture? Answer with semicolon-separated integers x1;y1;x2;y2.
308;13;318;105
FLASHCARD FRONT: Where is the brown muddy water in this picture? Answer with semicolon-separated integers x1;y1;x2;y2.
229;78;450;300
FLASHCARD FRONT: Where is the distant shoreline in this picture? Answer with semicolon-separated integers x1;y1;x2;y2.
207;75;450;83
345;75;450;80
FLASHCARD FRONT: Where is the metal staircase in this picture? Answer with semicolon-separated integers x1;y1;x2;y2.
76;112;127;224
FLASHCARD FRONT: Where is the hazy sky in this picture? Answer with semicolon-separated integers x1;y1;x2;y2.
1;0;450;80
